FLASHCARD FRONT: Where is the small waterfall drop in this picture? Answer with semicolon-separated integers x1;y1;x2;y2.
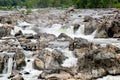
4;53;15;75
7;53;15;75
75;25;85;35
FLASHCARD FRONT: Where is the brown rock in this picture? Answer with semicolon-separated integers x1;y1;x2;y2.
73;24;80;33
84;15;93;22
11;74;24;80
69;38;92;51
14;51;26;70
34;58;44;70
58;33;73;41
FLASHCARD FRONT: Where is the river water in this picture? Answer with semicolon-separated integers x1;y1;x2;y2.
0;9;120;80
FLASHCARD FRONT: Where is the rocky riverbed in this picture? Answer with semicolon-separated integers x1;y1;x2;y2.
0;8;119;80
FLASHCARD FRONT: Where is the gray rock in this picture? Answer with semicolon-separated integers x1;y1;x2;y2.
34;49;65;70
69;38;92;51
0;56;4;73
84;20;99;35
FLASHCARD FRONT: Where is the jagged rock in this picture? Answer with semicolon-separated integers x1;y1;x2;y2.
74;68;106;80
0;27;7;37
73;43;120;79
34;49;62;70
52;49;66;64
14;50;26;70
84;15;93;22
95;21;110;38
57;33;73;41
0;15;13;24
84;20;99;35
0;56;4;73
66;8;75;14
95;14;120;38
73;24;80;33
0;24;13;37
110;16;120;38
15;30;23;37
69;38;92;51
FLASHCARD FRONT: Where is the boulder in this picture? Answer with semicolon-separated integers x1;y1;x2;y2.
83;15;93;22
0;24;13;37
95;21;110;38
95;14;120;38
0;15;13;24
34;49;64;70
69;38;92;51
57;33;73;41
34;58;45;70
14;50;26;70
84;20;99;35
73;24;80;33
0;27;7;37
73;43;120;79
39;70;73;80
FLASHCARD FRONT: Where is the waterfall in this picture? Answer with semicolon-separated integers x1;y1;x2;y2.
7;57;13;75
5;53;15;75
75;25;85;35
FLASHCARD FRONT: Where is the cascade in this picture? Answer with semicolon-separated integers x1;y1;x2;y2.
6;53;14;75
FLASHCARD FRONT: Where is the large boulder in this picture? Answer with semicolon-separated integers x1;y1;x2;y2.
0;24;13;37
84;20;99;35
95;14;120;38
95;21;110;38
14;50;26;70
69;38;92;51
73;44;120;79
34;49;65;70
0;15;13;24
73;24;80;33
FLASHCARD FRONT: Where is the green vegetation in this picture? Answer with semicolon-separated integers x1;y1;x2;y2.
0;0;119;9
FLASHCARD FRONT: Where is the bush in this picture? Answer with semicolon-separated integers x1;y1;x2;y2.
26;9;32;15
115;3;120;8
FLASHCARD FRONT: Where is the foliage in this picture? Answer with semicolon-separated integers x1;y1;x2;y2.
0;0;119;9
115;3;120;8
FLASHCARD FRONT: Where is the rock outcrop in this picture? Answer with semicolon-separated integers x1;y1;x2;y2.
95;14;120;38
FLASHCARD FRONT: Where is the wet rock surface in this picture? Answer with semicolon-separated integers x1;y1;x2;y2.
0;8;119;80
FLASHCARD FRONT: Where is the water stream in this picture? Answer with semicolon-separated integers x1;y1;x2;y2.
0;9;120;80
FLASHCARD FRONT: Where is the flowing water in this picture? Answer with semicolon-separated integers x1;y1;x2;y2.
0;22;119;80
0;9;120;80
